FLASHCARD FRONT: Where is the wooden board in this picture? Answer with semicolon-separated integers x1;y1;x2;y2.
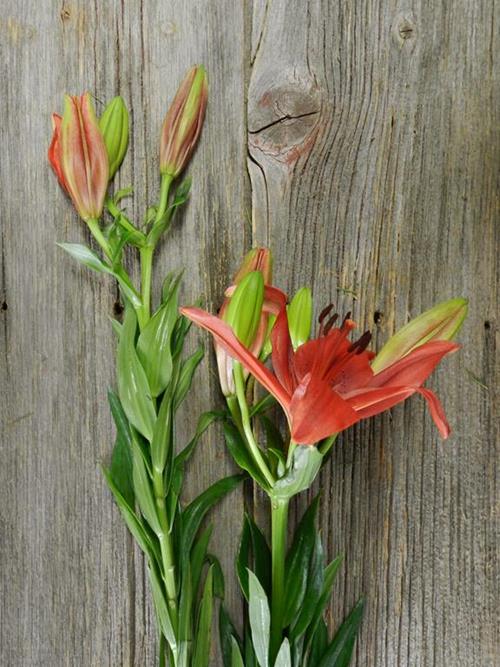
0;1;497;665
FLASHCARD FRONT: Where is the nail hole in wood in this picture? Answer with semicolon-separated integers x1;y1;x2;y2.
374;311;383;325
484;320;491;330
1;301;7;311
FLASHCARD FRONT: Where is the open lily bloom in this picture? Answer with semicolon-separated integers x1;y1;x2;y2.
180;301;460;445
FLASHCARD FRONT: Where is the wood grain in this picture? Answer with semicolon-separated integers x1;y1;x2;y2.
0;1;497;665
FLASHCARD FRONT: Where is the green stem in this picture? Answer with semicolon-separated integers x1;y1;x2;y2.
139;174;173;327
233;364;274;488
87;217;112;259
270;496;289;663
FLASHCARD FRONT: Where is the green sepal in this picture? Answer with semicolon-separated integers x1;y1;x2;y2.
116;305;156;441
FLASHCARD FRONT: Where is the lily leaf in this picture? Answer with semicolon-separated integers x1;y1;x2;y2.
317;598;365;667
107;389;134;508
248;569;270;667
274;638;291;667
272;446;323;501
231;637;245;667
219;605;242;667
131;434;161;535
148;563;177;651
117;305;156;441
192;566;214;667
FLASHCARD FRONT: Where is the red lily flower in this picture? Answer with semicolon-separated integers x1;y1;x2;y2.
180;303;459;445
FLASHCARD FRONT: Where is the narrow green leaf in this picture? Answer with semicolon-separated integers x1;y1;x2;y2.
191;524;213;598
303;555;343;650
173;346;204;411
117;305;156;440
317;598;365;667
192;566;214;667
102;467;153;559
205;553;224;599
180;474;243;556
219;605;241;667
150;386;174;476
291;532;324;639
248;569;270;667
274;638;291;667
306;618;328;667
231;637;245;667
223;422;270;490
236;516;251;600
107;389;134;508
57;242;109;273
178;560;193;647
148;563;177;651
131;435;161;534
137;296;178;397
283;496;320;628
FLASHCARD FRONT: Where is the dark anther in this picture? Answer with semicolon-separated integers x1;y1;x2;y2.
341;311;352;327
113;301;124;316
349;330;372;354
374;310;383;325
1;301;7;311
323;313;339;335
319;303;334;324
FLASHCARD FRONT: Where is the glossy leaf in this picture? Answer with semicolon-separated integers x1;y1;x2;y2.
224;422;271;490
274;638;291;667
117;305;156;441
219;605;241;667
192;566;213;667
304;555;343;649
283;496;319;628
150;386;174;475
107;389;134;508
173;346;204;411
231;638;245;667
137;295;178;397
131;434;161;535
190;524;213;598
148;563;177;651
248;569;270;667
306;618;328;667
180;474;243;557
317;598;365;667
291;532;324;639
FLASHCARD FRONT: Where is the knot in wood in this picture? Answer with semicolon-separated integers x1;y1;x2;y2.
248;72;322;166
391;11;417;49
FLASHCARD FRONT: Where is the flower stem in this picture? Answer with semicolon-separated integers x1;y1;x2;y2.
87;217;112;259
139;174;173;327
270;496;289;663
233;363;274;488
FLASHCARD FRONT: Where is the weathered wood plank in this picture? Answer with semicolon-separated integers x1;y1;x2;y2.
247;1;498;666
0;0;497;666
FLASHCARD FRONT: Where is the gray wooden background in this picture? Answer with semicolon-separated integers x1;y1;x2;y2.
1;1;498;665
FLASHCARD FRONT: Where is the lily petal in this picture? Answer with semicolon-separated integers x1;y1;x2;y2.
180;306;292;409
289;376;358;444
417;387;451;438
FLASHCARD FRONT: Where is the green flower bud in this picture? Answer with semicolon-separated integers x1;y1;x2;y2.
371;297;468;373
224;271;264;348
287;287;313;350
99;96;129;179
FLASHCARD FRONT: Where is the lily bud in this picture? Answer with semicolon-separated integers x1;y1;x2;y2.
224;272;265;348
160;65;208;178
99;96;129;179
233;247;272;285
48;113;67;192
287;287;313;350
371;297;468;373
59;93;109;221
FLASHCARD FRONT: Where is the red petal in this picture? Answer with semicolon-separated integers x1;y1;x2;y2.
180;307;292;409
289;375;358;444
370;340;459;389
270;306;295;395
48;113;68;191
343;386;415;419
417;387;451;438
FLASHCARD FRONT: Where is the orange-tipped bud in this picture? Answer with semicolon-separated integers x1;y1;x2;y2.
159;66;208;178
56;93;109;221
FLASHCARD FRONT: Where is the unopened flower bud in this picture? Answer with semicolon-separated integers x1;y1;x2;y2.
287;287;313;350
99;96;129;179
371;297;468;373
54;92;109;221
224;272;265;348
160;65;208;178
